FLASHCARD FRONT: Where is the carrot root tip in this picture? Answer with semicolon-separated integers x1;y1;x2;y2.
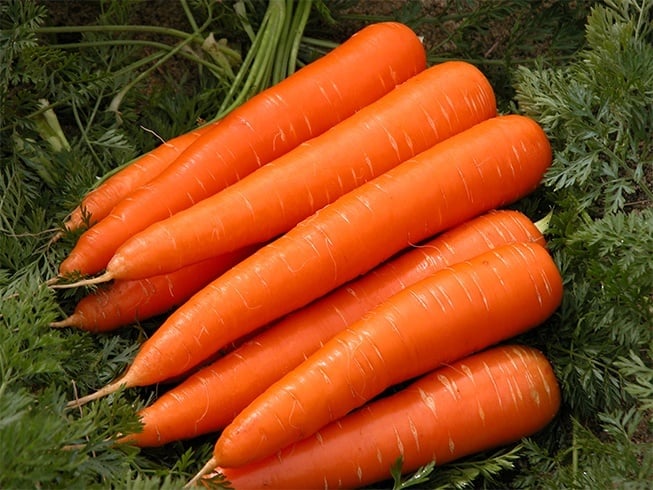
50;316;77;328
51;229;64;240
49;271;114;290
45;276;61;286
65;377;128;410
185;457;218;488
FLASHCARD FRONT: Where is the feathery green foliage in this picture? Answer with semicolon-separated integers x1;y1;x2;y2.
515;0;653;214
508;1;653;487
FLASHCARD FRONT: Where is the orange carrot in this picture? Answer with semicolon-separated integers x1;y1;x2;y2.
61;122;219;234
50;246;256;333
92;61;496;280
65;114;552;408
58;22;427;277
202;344;561;489
204;241;563;469
122;209;544;447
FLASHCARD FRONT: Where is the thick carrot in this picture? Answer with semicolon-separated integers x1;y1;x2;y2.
122;209;545;447
66;114;552;408
93;61;497;280
58;22;427;277
61;122;219;234
203;344;561;489
50;246;256;333
206;241;563;468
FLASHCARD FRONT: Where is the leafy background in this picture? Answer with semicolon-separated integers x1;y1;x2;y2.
1;0;651;488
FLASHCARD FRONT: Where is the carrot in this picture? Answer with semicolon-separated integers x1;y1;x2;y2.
85;60;497;280
65;114;552;408
50;246;256;333
61;122;219;234
201;344;561;489
204;241;563;468
57;22;427;277
122;209;545;447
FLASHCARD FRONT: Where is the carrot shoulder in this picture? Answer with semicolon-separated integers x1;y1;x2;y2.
124;209;544;447
58;21;427;277
207;344;561;490
66;114;552;408
62;122;218;234
210;241;563;468
101;60;497;280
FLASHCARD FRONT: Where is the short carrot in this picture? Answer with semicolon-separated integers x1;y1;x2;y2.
201;344;561;489
91;60;497;280
207;241;563;468
50;246;256;333
61;122;219;234
65;114;552;408
122;209;545;447
57;22;427;277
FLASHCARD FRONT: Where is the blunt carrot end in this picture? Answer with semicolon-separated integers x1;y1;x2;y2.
185;457;218;488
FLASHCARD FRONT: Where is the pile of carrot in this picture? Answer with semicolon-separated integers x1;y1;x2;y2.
50;21;565;489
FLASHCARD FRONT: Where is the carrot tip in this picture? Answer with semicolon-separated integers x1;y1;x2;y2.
49;271;113;290
61;442;86;451
185;457;218;488
50;315;78;329
45;276;60;286
48;229;65;245
65;376;129;410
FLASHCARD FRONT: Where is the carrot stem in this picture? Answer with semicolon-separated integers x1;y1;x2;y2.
216;0;287;117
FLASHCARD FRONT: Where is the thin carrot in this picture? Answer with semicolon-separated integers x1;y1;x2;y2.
61;122;219;234
87;60;497;280
57;22;427;277
201;344;561;489
122;209;545;447
65;114;552;408
50;246;256;333
205;241;563;468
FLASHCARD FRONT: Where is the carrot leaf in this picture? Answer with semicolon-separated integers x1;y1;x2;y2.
390;457;435;490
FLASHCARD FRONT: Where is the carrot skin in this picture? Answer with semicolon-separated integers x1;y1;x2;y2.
124;114;552;383
70;114;552;410
124;209;544;447
51;246;256;332
105;60;497;279
58;22;427;276
212;242;563;468
63;122;217;233
213;344;561;490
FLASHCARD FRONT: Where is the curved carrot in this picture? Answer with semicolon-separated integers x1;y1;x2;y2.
58;22;427;277
65;114;552;408
95;61;496;280
62;122;218;233
204;344;561;489
50;246;256;333
209;242;563;469
122;209;544;447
